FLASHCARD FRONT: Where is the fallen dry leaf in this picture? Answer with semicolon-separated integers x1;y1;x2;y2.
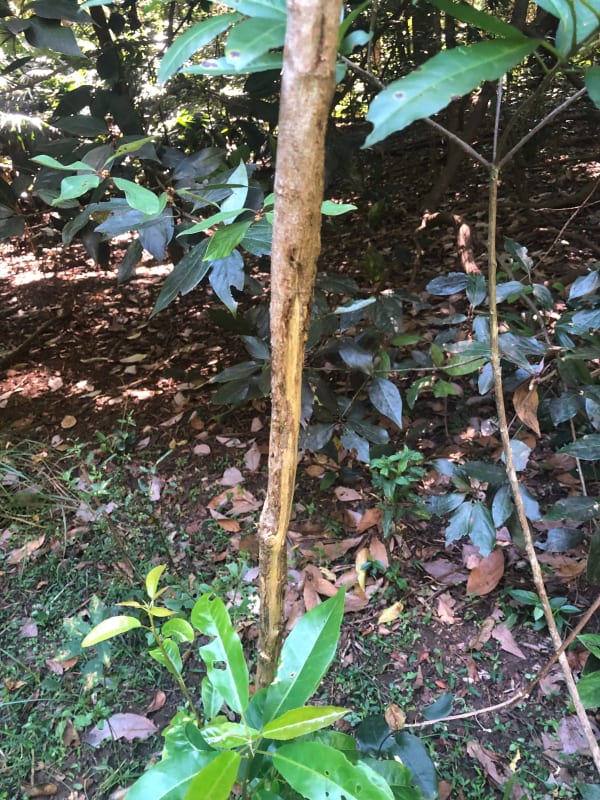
384;703;406;732
193;443;211;456
436;593;458;625
60;415;77;429
334;486;362;502
537;552;586;578
221;466;244;486
62;719;80;747
244;442;261;472
355;547;370;591
491;622;525;658
378;601;404;625
513;381;541;437
466;549;504;596
368;536;388;567
19;619;38;638
468;616;496;650
146;690;167;714
558;714;600;755
7;534;45;564
22;783;58;797
47;376;63;391
356;506;383;534
466;740;509;787
83;712;157;747
422;559;468;585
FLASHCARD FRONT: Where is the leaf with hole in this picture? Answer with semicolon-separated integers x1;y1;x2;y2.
365;38;538;146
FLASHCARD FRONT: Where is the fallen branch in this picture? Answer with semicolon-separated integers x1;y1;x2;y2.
0;303;72;371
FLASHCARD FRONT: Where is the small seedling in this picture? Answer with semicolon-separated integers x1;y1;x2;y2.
370;446;429;538
81;565;433;799
507;589;579;635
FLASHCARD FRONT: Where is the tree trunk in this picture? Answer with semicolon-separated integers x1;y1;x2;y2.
256;0;342;689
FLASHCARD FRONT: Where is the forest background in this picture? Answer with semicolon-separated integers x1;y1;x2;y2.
1;0;600;798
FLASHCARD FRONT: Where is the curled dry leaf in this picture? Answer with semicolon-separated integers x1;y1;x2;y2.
384;703;406;732
466;549;504;596
7;534;45;565
22;783;58;798
146;690;167;714
468;616;496;650
378;601;404;625
356;506;383;534
244;441;261;472
436;593;457;625
220;466;244;486
368;536;388;567
513;381;541;436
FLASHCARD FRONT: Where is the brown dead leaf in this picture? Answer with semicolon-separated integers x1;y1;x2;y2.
305;464;326;478
468;616;496;650
539;666;564;696
384;704;406;732
83;712;157;747
368;536;388;567
466;740;508;786
558;715;600;755
343;587;370;612
334;486;362;502
211;517;240;533
537;552;586;578
243;442;261;472
220;466;244;486
19;619;38;638
438;780;452;800
62;719;80;747
491;622;525;658
356;506;383;534
466;549;504;596
513;381;541;437
7;534;45;564
422;559;468;585
60;415;77;429
146;690;167;714
22;783;58;797
436;593;458;624
193;443;211;456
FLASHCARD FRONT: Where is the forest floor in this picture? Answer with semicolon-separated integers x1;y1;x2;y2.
1;107;600;800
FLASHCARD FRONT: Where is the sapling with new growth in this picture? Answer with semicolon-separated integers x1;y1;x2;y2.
81;565;428;799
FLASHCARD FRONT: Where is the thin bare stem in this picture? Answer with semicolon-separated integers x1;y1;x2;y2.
498;87;587;170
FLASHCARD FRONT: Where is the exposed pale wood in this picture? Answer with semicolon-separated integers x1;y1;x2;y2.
256;0;342;688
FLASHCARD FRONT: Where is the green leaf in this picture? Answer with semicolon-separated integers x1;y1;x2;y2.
220;162;249;217
272;742;394;800
162;618;195;643
184;751;241;800
586;66;600;109
536;0;600;55
225;17;285;69
387;732;438;799
107;135;155;164
113;178;162;216
545;497;600;522
149;638;183;676
151;240;211;317
588;529;600;585
365;38;538;146
200;719;260;749
25;16;82;56
52;173;101;204
559;435;600;460
185;52;284;76
578;635;600;660
423;692;453;720
426;272;468;295
209;250;245;314
576;670;600;709
321;200;357;216
125;750;218;800
52;115;108;137
446;501;495;555
259;592;344;724
339;341;374;374
426;0;527;38
262;706;349;741
30;0;89;22
158;14;241;83
180;209;247;236
81;615;141;647
217;0;286;19
424;492;466;515
31;155;95;172
360;758;420;800
368;377;403;428
146;564;166;599
204;220;252;261
190;594;249;715
202;677;224;720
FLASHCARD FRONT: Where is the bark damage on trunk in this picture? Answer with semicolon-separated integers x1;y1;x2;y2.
256;0;343;689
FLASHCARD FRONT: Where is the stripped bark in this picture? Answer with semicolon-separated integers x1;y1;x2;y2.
256;0;342;688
